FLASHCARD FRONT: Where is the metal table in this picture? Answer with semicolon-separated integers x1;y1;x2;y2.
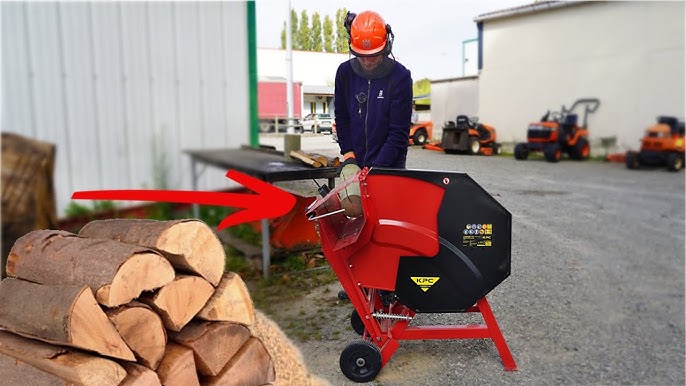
185;146;339;278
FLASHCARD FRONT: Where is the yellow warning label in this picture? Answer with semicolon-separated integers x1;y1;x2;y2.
410;276;440;292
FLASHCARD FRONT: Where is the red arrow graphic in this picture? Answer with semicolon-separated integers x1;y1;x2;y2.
71;170;296;230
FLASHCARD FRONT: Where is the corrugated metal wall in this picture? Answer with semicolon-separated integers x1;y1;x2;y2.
1;2;251;217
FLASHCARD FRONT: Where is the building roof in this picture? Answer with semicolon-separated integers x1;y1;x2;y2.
473;1;589;23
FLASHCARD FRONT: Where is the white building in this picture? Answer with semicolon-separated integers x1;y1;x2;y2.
431;1;685;151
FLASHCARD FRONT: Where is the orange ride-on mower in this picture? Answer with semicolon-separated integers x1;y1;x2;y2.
306;167;517;383
514;98;600;162
626;116;685;172
441;115;501;155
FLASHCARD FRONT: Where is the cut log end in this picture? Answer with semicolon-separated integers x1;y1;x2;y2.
197;272;255;326
140;275;215;332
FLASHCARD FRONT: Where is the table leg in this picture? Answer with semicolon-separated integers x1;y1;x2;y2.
261;218;270;280
191;158;199;218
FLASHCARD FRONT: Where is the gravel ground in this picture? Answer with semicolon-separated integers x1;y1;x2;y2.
261;134;685;386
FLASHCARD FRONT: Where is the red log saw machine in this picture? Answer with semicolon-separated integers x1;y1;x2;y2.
306;167;517;382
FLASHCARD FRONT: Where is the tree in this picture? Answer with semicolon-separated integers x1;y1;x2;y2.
297;10;312;51
334;8;349;54
323;15;334;52
290;9;299;50
311;12;322;52
413;78;431;106
280;22;286;49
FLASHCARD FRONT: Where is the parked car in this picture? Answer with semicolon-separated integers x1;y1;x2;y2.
332;122;338;142
300;113;333;133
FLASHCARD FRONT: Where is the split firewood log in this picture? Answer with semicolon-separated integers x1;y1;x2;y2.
1;352;69;386
104;301;167;369
196;272;256;326
0;330;127;386
168;321;251;376
201;337;275;386
78;219;225;286
119;362;162;386
0;279;135;361
6;229;175;307
155;342;199;386
139;274;214;332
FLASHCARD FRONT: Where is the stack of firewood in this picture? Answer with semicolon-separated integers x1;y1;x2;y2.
0;219;275;386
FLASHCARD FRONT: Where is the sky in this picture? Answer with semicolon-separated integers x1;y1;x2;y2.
255;0;533;81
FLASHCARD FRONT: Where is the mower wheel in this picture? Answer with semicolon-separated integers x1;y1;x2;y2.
412;129;428;146
351;310;365;336
626;151;640;169
468;137;481;155
514;143;529;160
544;144;561;162
339;340;382;383
492;143;502;155
571;137;590;160
666;152;684;172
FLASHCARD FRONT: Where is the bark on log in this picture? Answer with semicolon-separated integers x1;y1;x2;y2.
0;278;135;361
0;330;127;385
139;274;214;332
155;342;199;386
119;362;162;386
6;229;175;307
196;272;255;326
201;337;275;386
168;321;251;376
105;301;167;369
0;352;69;386
78;219;225;286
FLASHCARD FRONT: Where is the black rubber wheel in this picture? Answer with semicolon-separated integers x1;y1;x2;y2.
350;310;365;336
339;340;382;383
412;129;428;146
570;137;590;160
468;137;481;155
666;152;684;172
514;143;529;160
544;144;561;162
626;151;640;169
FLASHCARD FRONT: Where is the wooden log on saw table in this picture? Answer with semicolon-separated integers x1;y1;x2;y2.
119;362;162;386
155;342;199;386
78;219;225;286
0;329;127;386
138;274;214;332
196;272;256;326
201;337;275;386
168;320;251;376
0;278;135;361
289;150;324;167
6;229;175;307
104;301;167;369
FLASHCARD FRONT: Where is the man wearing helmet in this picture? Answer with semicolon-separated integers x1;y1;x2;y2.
334;10;413;171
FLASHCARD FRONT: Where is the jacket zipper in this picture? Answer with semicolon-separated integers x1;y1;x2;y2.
364;79;371;164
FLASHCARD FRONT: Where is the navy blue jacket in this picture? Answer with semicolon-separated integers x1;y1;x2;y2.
334;58;413;168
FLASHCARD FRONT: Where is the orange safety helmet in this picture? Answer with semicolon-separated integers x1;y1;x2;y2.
348;11;393;57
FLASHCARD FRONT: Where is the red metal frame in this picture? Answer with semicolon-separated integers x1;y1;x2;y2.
307;168;517;374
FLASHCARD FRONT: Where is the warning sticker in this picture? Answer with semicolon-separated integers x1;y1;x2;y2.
462;223;493;247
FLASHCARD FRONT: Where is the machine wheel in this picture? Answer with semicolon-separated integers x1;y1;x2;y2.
625;151;640;169
514;143;529;160
544;144;561;162
571;137;590;160
492;143;502;155
468;137;481;155
350;310;365;336
339;340;382;383
412;129;428;146
666;152;684;172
